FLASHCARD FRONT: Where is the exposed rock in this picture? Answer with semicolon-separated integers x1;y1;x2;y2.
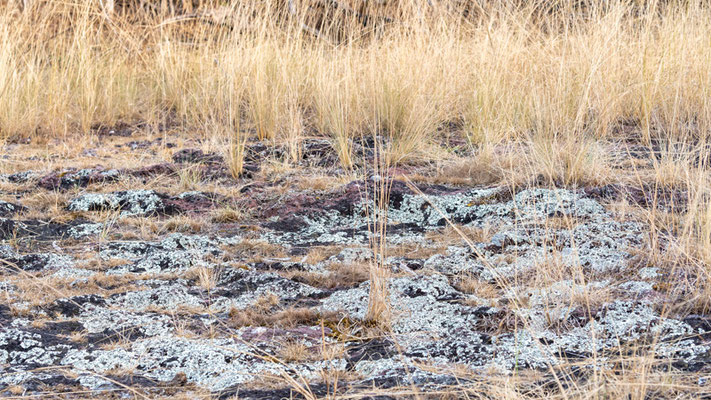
92;122;135;137
99;234;234;274
67;190;218;216
585;183;690;212
172;148;223;164
3;170;39;184
46;295;107;317
0;218;101;241
130;162;176;177
164;191;221;213
3;172;710;396
38;167;120;190
61;333;346;392
67;190;170;216
0;201;25;217
0;245;73;272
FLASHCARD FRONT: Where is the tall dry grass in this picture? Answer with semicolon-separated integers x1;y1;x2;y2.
2;1;711;147
3;1;711;395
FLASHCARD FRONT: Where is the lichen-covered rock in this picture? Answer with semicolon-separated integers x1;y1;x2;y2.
424;246;483;275
322;274;711;374
67;222;103;238
78;304;174;338
172;148;223;164
0;327;75;368
211;268;324;311
321;274;496;366
38;167;120;190
67;190;169;216
0;200;25;217
67;190;218;216
263;186;642;271
61;333;346;392
0;246;74;272
353;356;465;388
0;218;101;240
322;274;467;328
99;234;235;274
106;280;226;313
2;170;39;183
3;173;710;397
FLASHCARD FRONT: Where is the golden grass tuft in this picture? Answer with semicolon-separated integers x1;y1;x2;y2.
228;295;343;329
3;1;711;158
4;1;711;397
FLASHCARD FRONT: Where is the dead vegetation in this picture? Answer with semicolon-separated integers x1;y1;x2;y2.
284;261;370;290
2;0;711;398
228;295;342;329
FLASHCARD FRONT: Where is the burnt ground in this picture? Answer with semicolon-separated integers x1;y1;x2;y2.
1;131;710;399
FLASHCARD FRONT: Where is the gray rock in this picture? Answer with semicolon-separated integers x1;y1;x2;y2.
67;190;167;216
0;200;25;217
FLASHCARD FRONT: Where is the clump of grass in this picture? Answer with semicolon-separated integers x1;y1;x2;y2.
284;261;370;290
3;1;710;166
210;206;244;223
527;135;612;187
453;274;499;300
363;136;392;329
176;166;203;191
229;295;342;329
642;143;711;314
188;266;219;291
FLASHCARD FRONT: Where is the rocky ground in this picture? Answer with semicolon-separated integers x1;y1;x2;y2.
1;131;710;399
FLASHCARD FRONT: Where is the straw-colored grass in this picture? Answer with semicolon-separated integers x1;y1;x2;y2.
3;0;711;397
3;1;711;146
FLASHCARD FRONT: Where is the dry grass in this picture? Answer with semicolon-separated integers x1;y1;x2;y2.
425;224;494;247
3;1;711;159
2;267;142;312
222;239;289;263
186;266;219;291
453;274;499;299
159;214;205;233
426;155;507;187
209;206;245;223
3;0;711;398
283;261;370;289
176;165;204;191
277;341;319;363
303;245;345;264
228;295;342;329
